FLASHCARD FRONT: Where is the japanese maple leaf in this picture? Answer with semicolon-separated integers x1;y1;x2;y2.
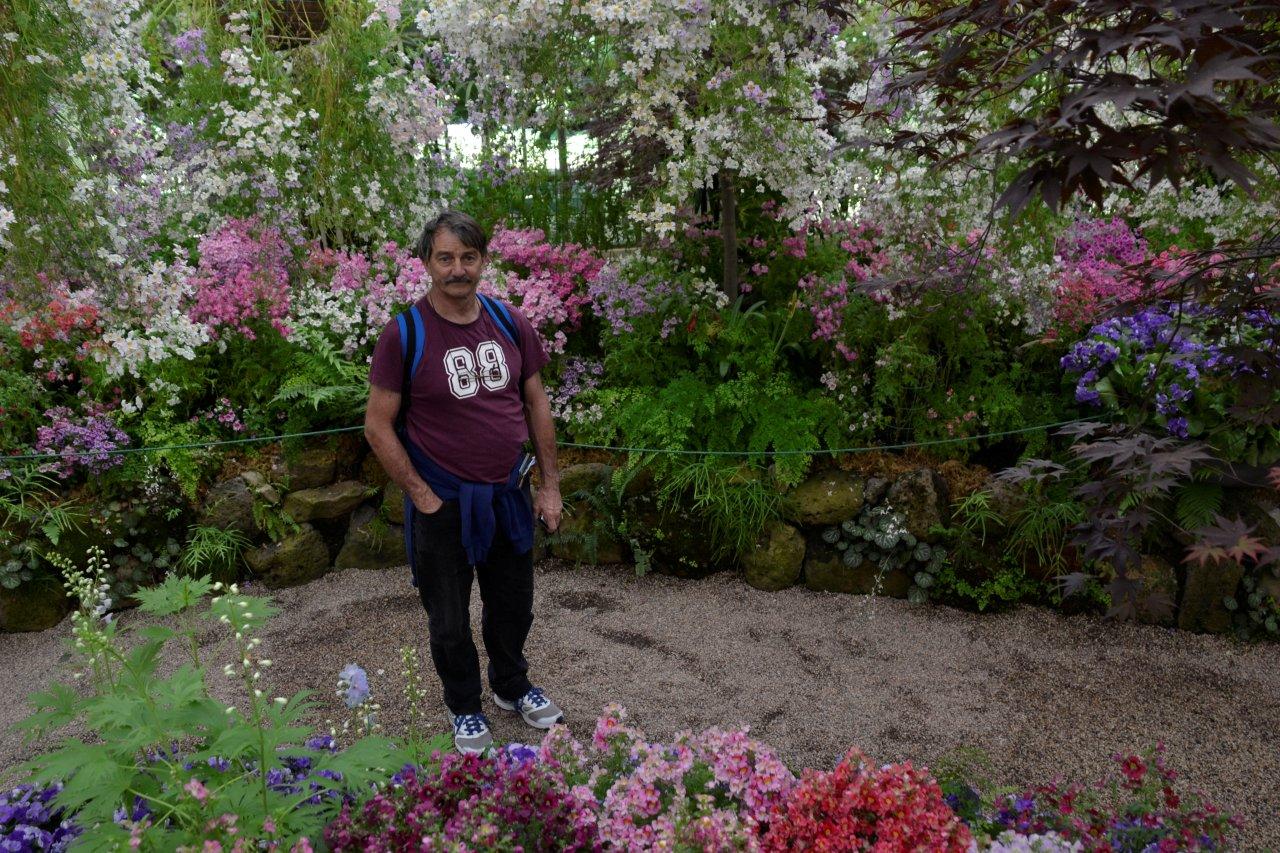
1185;515;1268;567
1269;465;1280;491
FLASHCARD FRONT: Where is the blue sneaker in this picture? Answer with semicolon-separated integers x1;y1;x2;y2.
493;687;564;729
448;712;493;754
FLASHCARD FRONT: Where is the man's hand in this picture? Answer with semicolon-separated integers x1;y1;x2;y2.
410;484;444;516
533;485;562;532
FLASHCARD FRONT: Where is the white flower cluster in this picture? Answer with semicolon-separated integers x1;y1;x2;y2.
92;260;209;378
418;0;854;234
0;152;14;250
289;286;373;356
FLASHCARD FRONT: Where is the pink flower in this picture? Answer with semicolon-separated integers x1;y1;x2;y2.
184;778;210;803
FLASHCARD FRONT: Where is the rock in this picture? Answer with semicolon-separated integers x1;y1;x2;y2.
550;463;625;565
335;506;407;570
380;481;406;523
560;463;613;497
863;477;889;507
550;510;627;564
199;477;258;537
885;469;950;541
240;470;281;506
285;447;337;490
0;578;71;632
622;468;728;578
785;471;866;526
245;524;330;589
283;481;372;522
1178;558;1245;634
983;473;1024;527
1130;555;1178;627
803;536;910;597
360;454;390;490
1258;568;1280;603
743;522;804;591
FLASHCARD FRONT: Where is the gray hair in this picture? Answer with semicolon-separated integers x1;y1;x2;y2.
412;211;488;261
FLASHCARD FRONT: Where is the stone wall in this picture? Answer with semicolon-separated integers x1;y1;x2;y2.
4;444;1273;636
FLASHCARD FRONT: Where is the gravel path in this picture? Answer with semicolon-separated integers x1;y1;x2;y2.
2;561;1276;848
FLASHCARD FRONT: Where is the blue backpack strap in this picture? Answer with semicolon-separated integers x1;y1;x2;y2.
394;305;426;433
409;304;426;375
477;293;520;348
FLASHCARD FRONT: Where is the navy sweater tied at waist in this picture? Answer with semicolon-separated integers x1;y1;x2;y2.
400;438;534;585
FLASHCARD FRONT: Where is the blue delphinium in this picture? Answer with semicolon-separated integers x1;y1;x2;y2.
0;783;81;852
337;663;370;709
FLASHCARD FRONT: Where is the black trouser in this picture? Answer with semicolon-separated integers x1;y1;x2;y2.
412;499;535;716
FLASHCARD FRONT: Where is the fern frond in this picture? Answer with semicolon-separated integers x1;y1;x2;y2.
1176;482;1223;531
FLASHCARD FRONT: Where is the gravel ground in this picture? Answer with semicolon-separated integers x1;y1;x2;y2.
2;560;1277;849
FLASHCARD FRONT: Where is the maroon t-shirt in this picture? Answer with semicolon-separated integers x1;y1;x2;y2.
369;295;549;483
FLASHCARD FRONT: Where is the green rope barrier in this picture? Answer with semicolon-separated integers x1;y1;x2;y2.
2;425;365;463
558;417;1096;457
3;417;1096;464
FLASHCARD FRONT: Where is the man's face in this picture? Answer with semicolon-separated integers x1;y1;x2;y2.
426;228;486;299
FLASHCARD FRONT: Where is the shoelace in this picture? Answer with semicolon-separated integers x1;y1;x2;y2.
454;713;489;736
520;688;549;710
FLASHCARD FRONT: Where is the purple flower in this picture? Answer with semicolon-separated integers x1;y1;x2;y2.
171;28;211;66
1;784;81;852
33;405;130;479
741;81;769;106
338;663;370;709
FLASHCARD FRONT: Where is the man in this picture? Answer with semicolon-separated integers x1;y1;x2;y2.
364;210;564;754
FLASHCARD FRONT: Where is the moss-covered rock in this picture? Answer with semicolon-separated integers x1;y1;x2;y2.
0;577;71;632
245;524;330;589
803;536;910;597
380;480;406;523
1178;558;1244;634
885;468;950;541
283;481;372;522
560;463;613;497
785;470;866;526
335;506;406;570
239;470;281;506
743;522;804;591
199;477;258;537
360;454;390;490
285;447;337;490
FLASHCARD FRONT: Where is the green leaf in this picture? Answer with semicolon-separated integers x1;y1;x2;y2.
1176;482;1223;531
18;682;82;736
134;574;213;616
